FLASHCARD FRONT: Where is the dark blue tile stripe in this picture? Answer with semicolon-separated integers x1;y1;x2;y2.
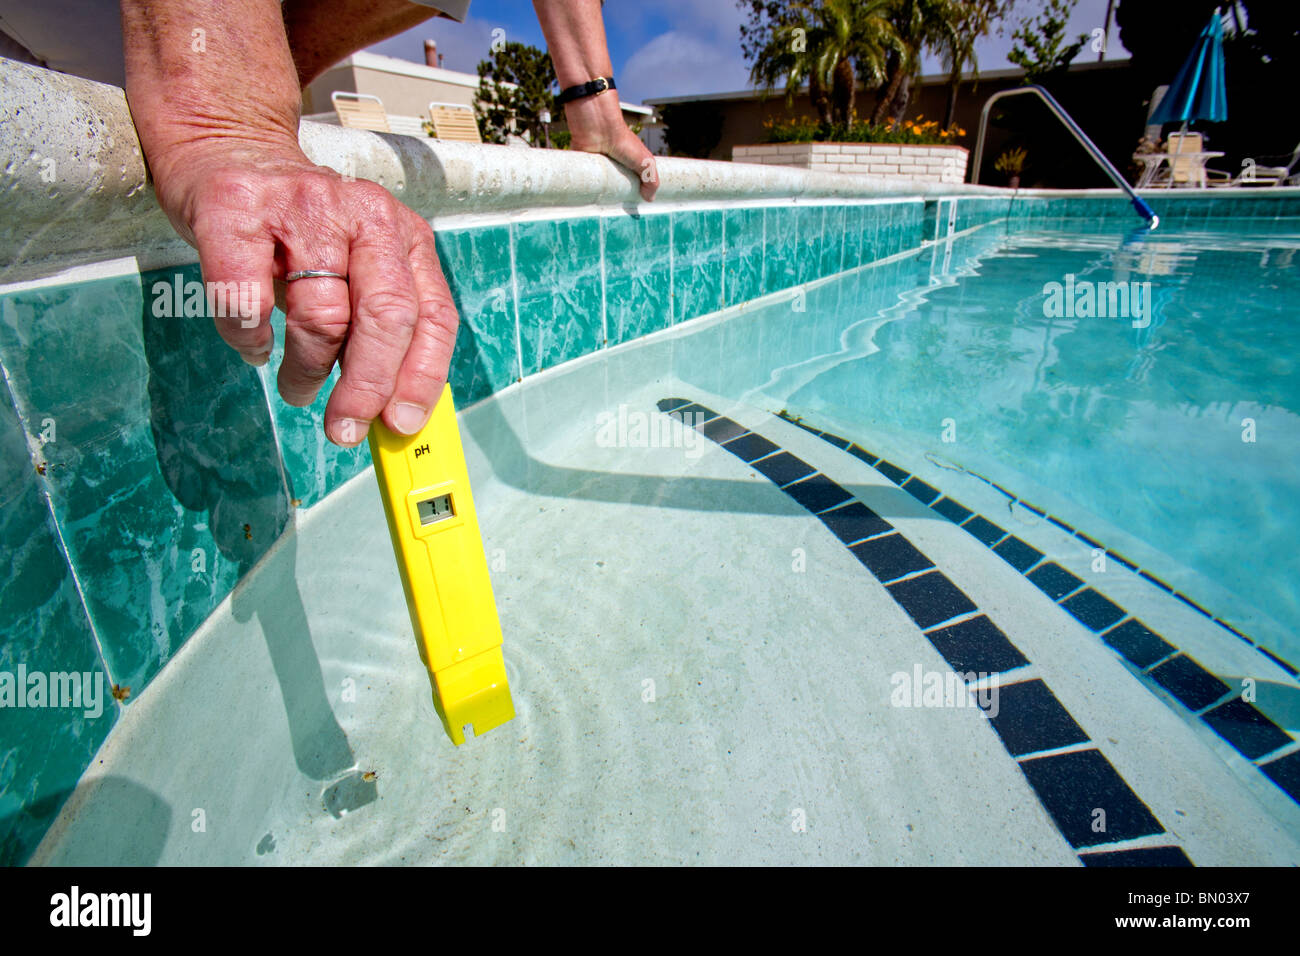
666;398;1189;860
982;679;1090;758
1079;846;1194;867
1018;749;1165;849
1259;751;1300;805
1148;655;1232;713
774;406;1300;807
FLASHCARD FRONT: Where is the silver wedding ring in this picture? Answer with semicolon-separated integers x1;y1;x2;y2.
285;270;347;282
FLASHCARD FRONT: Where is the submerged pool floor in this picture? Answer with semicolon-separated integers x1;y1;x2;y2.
33;368;1300;865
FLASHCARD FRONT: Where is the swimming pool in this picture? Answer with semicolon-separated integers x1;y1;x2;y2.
5;60;1300;866
23;206;1300;866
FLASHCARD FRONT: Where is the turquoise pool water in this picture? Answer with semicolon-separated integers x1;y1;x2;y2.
11;192;1300;865
680;220;1300;663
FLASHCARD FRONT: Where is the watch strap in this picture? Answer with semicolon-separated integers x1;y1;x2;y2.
555;76;616;108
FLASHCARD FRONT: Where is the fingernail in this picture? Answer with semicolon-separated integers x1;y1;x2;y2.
330;418;369;446
391;403;429;436
243;348;271;367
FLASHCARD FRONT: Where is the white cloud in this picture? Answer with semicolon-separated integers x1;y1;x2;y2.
620;30;751;103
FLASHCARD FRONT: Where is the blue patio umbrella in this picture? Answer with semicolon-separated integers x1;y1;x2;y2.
1149;11;1228;127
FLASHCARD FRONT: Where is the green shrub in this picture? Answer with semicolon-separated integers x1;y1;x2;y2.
761;114;965;146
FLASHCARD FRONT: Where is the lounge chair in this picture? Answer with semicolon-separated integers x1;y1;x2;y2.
1163;131;1208;187
1207;141;1300;188
427;102;482;143
331;91;391;133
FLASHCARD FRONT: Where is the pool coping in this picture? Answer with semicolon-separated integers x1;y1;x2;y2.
0;57;1002;283
10;56;1298;285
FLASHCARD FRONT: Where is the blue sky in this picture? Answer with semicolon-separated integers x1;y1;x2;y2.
367;0;1131;106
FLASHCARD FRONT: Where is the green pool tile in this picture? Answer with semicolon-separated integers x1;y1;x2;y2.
1245;197;1273;220
863;204;886;261
921;202;940;243
877;204;897;257
0;267;290;693
435;226;520;405
723;207;765;306
261;325;371;508
898;203;921;249
0;381;115;865
762;206;800;294
672;210;724;323
842;205;866;268
819;204;846;278
602;209;672;344
795;205;825;284
514;217;603;374
900;203;918;248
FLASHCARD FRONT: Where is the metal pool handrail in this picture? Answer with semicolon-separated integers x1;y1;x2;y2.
971;84;1159;230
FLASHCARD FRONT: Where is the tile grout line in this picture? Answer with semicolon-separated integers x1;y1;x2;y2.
719;208;726;310
598;215;608;349
508;221;523;383
668;211;676;326
0;353;120;709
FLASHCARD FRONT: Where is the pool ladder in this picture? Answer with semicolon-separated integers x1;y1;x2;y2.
971;84;1159;230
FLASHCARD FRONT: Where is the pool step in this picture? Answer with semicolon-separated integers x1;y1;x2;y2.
767;405;1300;817
658;396;1196;866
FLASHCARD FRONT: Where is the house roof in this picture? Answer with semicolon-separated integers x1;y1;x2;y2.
642;57;1132;106
341;50;482;89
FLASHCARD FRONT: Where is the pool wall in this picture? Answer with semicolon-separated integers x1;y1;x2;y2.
3;55;1300;863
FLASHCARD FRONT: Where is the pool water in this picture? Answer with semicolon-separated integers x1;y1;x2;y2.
31;215;1300;866
687;222;1300;662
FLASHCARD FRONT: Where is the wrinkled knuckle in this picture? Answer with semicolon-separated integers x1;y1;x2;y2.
294;172;340;209
349;180;396;216
285;358;333;385
357;290;418;335
420;308;459;350
403;347;447;386
287;297;350;332
339;373;392;410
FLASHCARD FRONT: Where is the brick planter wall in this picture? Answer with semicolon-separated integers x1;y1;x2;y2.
733;142;969;185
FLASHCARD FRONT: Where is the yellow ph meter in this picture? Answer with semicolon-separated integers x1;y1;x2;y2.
368;384;514;745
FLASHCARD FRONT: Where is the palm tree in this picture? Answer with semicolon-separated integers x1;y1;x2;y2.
938;1;1011;128
871;0;963;125
749;0;902;127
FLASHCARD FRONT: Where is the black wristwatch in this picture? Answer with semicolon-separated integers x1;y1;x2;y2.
555;76;616;108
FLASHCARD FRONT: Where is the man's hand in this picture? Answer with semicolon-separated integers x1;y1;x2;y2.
123;0;654;451
563;89;659;201
122;0;455;445
533;0;659;200
150;139;457;446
